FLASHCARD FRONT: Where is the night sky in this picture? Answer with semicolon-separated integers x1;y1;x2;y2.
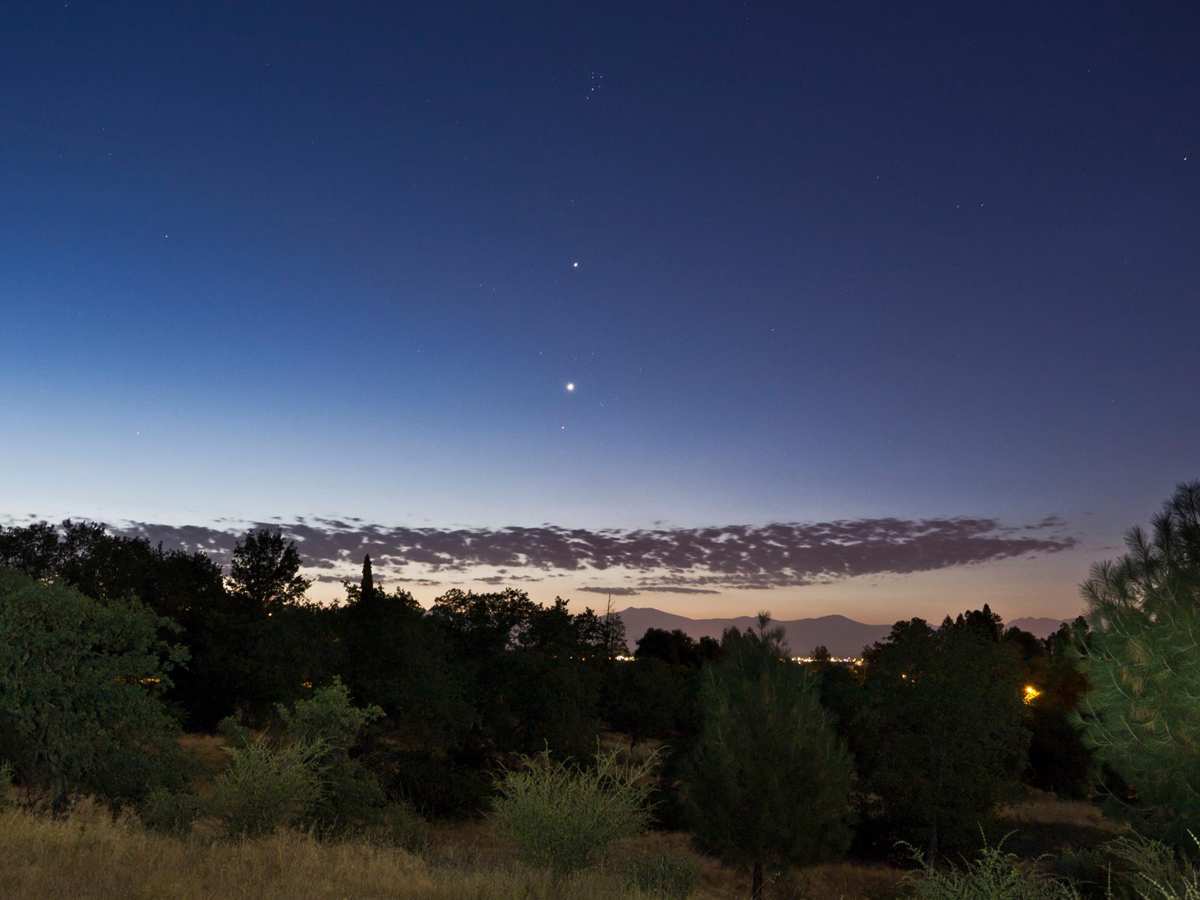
2;3;1197;623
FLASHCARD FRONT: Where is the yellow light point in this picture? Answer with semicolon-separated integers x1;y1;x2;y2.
1024;685;1042;704
302;681;313;689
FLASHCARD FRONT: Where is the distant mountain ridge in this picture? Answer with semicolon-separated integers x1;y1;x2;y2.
616;607;1070;658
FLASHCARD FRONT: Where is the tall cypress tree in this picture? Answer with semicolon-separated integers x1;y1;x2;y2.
360;554;374;604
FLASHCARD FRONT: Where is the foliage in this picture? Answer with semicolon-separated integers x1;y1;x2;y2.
856;612;1030;859
344;577;472;750
605;656;687;748
625;852;700;899
1075;482;1200;842
0;759;12;809
373;799;433;854
278;677;383;751
138;788;202;837
1000;619;1095;799
207;738;324;838
383;749;494;817
1103;832;1200;900
226;527;312;612
636;628;721;668
901;835;1084;900
493;747;658;874
277;678;386;834
0;567;188;811
682;614;854;899
0;802;680;900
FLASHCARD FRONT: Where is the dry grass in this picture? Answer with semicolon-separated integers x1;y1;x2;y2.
1;776;1117;900
0;804;654;900
0;802;908;900
997;794;1123;833
178;733;231;777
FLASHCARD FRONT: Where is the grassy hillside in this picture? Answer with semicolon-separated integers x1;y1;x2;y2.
0;792;1128;900
0;801;906;900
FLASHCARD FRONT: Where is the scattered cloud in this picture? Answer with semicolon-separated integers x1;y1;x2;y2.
77;513;1078;592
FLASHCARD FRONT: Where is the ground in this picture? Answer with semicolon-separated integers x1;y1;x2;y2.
0;793;1123;900
0;734;1124;900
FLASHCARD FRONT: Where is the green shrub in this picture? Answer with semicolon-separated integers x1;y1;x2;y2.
1104;832;1200;900
625;851;699;899
139;788;201;837
0;760;12;809
385;751;492;817
902;836;1083;900
373;800;432;855
493;748;657;874
279;679;385;837
207;739;323;838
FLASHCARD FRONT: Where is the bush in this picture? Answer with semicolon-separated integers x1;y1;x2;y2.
0;568;187;811
373;800;432;855
0;760;12;809
1104;832;1200;900
139;788;201;837
902;835;1083;900
207;739;323;838
625;852;699;899
493;747;657;874
384;750;493;817
278;679;385;836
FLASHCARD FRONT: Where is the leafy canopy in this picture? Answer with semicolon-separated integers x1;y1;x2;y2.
0;567;187;810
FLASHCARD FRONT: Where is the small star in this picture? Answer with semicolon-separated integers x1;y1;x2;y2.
566;382;575;392
572;262;579;268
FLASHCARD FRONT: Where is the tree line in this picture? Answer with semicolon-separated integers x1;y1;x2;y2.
1;480;1198;895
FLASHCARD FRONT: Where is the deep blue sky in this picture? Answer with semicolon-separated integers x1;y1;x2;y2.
2;3;1197;621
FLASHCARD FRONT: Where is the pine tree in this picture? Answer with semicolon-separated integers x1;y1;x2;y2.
857;614;1028;859
682;613;853;899
1075;480;1200;841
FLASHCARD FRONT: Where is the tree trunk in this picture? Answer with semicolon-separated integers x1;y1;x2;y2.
927;815;939;865
751;858;764;900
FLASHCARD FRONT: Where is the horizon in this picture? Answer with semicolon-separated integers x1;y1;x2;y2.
3;5;1197;624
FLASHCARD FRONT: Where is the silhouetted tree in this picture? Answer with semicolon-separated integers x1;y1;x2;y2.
1075;480;1200;841
683;614;853;899
360;554;374;601
605;656;684;748
636;627;702;667
345;572;469;748
857;614;1029;859
226;528;312;613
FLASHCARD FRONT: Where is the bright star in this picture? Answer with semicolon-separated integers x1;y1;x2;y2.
566;383;575;392
572;262;579;268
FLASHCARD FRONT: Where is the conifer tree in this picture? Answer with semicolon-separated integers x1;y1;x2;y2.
360;554;374;603
1075;480;1200;841
682;613;853;899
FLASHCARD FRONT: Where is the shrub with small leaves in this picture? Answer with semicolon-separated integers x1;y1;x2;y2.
139;788;201;837
207;739;324;838
902;835;1083;900
493;747;657;874
626;852;699;900
0;760;12;809
373;800;432;855
1104;831;1200;900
